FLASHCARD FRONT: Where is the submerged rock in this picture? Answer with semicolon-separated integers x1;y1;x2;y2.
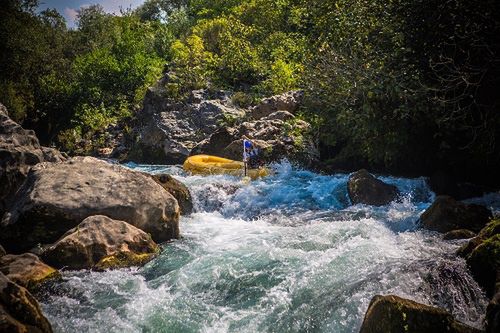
347;169;399;206
0;156;179;253
443;229;477;240
420;196;492;233
0;253;59;291
359;294;481;333
42;215;159;270
0;103;65;216
147;173;193;215
0;272;53;333
0;245;5;257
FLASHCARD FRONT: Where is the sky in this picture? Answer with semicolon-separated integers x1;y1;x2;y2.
38;0;146;28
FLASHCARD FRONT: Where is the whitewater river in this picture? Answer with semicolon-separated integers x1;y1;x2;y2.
40;162;494;332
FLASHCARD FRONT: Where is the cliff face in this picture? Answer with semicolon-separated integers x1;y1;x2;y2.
0;103;66;216
121;75;318;166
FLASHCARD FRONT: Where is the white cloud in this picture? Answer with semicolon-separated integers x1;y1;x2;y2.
63;7;79;27
99;0;144;15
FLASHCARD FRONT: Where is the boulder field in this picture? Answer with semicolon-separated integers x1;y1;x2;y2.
0;103;194;332
0;156;180;253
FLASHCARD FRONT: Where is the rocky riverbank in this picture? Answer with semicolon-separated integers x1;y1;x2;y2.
98;75;319;167
0;103;193;332
1;100;499;332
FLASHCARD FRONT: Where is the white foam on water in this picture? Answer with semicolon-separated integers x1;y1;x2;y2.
41;162;491;332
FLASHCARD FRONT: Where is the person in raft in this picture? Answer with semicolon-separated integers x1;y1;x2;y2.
242;137;261;169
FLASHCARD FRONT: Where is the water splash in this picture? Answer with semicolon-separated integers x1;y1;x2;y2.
41;161;490;332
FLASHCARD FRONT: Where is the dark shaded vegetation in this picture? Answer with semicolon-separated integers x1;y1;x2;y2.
1;0;499;186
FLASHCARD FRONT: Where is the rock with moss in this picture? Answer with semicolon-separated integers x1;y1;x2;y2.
146;173;193;215
41;215;159;270
0;157;179;253
443;229;477;240
466;234;500;298
0;272;53;333
420;196;492;233
0;253;60;291
458;219;500;258
348;169;399;206
359;294;481;333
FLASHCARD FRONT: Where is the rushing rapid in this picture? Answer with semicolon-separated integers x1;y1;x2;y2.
40;161;492;332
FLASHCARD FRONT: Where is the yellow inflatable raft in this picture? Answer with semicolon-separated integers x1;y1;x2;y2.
183;155;269;180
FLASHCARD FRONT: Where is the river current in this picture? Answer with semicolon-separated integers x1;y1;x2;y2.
40;161;495;332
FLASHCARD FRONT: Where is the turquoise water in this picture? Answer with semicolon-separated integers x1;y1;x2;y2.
40;161;490;332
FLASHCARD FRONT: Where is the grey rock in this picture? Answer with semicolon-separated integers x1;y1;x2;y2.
0;103;66;216
249;90;303;120
41;215;159;270
0;157;179;253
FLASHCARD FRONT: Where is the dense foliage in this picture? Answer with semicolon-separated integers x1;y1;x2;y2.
1;0;499;184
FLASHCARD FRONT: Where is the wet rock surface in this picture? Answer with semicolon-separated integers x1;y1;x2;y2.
0;253;59;291
420;196;492;233
347;169;399;206
0;272;53;333
359;294;481;333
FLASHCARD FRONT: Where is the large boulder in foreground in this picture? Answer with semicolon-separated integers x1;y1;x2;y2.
0;253;59;291
0;272;53;333
420;196;492;233
0;157;179;253
359;295;480;333
147;173;193;215
348;170;399;206
42;215;159;270
0;103;65;216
